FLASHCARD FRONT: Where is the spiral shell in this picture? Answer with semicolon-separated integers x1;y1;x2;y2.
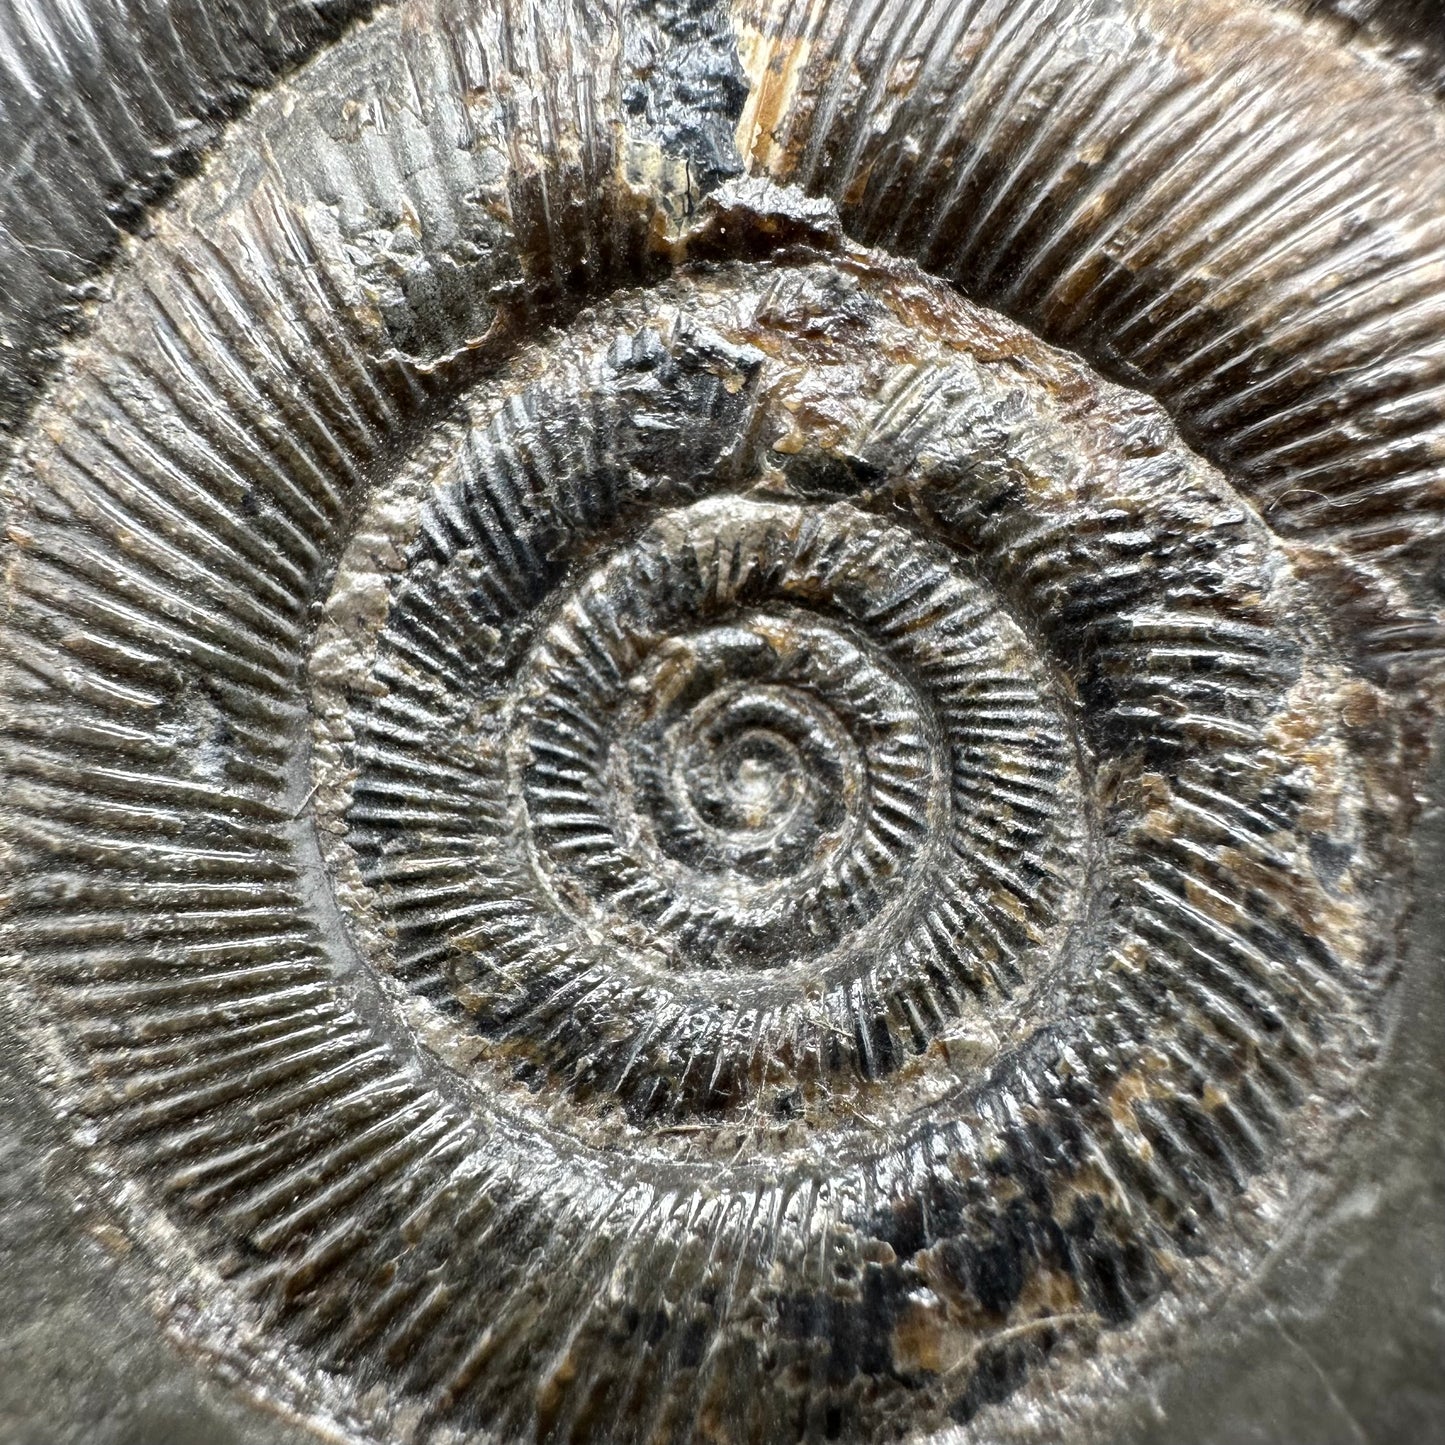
0;1;1439;1442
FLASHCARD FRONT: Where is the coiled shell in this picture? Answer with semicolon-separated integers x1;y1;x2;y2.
1;1;1441;1442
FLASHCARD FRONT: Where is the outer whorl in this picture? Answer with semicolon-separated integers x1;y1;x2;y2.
0;2;1439;1443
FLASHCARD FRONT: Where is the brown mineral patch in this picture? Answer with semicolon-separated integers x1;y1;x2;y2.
733;23;815;175
1013;1265;1086;1321
892;1289;970;1377
1108;1071;1156;1131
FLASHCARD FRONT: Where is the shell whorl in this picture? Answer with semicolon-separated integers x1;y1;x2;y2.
0;2;1437;1443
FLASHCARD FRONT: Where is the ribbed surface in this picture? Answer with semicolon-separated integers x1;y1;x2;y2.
0;0;651;1432
0;0;380;448
0;0;1432;1441
735;0;1445;636
355;464;1080;1115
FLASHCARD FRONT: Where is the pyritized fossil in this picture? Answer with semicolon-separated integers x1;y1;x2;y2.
1;1;1441;1443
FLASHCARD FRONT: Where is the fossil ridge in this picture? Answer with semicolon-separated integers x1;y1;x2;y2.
0;2;1442;1444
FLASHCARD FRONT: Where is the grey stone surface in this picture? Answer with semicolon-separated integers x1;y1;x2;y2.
2;1;1444;1442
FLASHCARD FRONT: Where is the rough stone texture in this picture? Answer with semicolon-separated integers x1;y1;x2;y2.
1;2;1444;1444
1278;0;1445;96
0;0;383;458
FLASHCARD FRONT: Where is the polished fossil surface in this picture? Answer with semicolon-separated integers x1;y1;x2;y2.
1;1;1443;1444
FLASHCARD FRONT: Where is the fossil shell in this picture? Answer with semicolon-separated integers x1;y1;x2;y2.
0;1;1441;1443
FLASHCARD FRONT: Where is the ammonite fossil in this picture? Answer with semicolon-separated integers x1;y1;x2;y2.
2;1;1443;1442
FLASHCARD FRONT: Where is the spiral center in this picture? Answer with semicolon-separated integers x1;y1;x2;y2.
678;699;813;839
517;503;971;972
335;301;1090;1126
721;740;791;814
